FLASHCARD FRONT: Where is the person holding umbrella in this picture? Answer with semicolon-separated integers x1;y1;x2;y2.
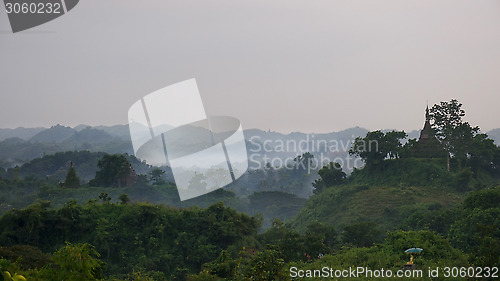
404;248;423;269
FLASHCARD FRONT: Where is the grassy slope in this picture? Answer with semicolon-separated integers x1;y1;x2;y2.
290;158;483;232
291;184;464;232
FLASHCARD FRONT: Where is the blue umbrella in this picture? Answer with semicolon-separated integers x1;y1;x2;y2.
405;248;423;254
405;248;423;265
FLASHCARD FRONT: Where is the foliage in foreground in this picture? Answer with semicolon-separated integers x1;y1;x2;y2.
0;201;260;280
0;187;498;280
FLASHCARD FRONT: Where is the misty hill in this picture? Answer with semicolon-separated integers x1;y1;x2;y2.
62;127;119;145
0;150;306;229
245;126;369;170
95;124;131;140
1;124;499;171
0;127;45;141
488;128;500;145
6;151;154;182
0;125;370;169
0;137;26;145
0;140;62;168
3;124;499;145
245;126;368;144
0;126;134;168
62;127;134;155
74;124;91;131
75;124;131;141
29;125;76;143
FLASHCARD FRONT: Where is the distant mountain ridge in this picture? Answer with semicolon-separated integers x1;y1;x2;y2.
28;125;76;143
74;124;131;141
2;124;499;143
0;127;45;141
0;124;498;169
63;127;120;145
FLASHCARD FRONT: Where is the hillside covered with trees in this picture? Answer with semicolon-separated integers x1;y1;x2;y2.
0;99;499;280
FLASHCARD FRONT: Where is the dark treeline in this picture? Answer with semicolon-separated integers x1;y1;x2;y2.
0;200;259;280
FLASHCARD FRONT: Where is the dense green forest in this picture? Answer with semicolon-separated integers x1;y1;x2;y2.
0;100;499;280
0;187;498;280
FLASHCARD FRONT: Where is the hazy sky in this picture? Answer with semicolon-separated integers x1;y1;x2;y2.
1;0;499;133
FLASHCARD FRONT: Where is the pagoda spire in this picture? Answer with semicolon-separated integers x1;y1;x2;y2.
419;104;433;141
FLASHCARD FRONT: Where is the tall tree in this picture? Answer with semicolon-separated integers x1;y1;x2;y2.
429;99;479;171
312;162;346;194
292;152;315;170
91;154;132;187
149;167;166;185
64;163;80;188
469;133;500;175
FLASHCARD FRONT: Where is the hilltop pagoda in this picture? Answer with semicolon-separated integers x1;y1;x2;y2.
405;106;446;159
419;106;434;142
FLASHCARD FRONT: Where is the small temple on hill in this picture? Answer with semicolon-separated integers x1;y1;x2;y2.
405;106;446;159
418;106;434;142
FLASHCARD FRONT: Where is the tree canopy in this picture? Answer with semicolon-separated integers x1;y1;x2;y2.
63;165;80;188
90;154;133;187
349;130;407;167
312;162;346;194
